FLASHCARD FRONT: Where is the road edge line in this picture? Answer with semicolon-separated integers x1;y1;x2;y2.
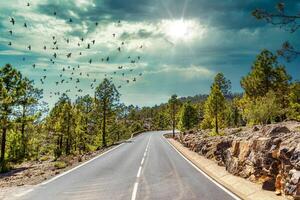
164;136;241;200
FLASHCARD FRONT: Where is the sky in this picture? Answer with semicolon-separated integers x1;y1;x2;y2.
0;0;299;107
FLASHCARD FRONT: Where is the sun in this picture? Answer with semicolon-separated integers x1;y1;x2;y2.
167;20;188;39
162;19;199;42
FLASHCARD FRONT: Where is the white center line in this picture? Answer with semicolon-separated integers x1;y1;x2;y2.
131;182;139;200
137;166;142;178
131;135;152;200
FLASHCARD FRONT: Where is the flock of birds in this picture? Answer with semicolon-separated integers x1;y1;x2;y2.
7;2;145;99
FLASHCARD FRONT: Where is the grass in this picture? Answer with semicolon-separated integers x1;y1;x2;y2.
53;161;67;169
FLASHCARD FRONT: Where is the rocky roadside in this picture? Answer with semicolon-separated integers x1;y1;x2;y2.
175;121;300;199
0;144;118;188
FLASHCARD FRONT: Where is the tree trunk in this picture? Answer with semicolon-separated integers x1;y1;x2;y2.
215;114;218;134
0;127;7;169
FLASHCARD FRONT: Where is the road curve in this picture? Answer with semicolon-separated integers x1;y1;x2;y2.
19;131;238;200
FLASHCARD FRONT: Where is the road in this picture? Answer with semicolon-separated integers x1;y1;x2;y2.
18;131;239;200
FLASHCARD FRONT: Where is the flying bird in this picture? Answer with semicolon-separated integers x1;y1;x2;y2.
10;18;15;25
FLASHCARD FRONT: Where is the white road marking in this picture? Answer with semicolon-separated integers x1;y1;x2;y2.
164;137;241;200
131;182;139;200
16;142;126;198
14;189;34;197
137;166;142;178
41;143;125;186
141;157;145;165
131;134;152;200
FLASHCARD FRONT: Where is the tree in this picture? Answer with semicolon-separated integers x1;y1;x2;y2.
252;2;300;61
0;64;23;171
202;83;226;134
95;78;120;147
74;95;95;153
241;50;291;100
16;77;43;159
179;101;198;131
168;94;180;137
214;73;231;96
239;92;282;125
288;82;300;121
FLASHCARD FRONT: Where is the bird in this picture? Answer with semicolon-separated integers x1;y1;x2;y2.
27;45;31;50
86;43;90;49
89;59;92;64
106;56;110;62
67;53;72;58
8;42;12;46
9;30;12;35
69;18;73;23
27;2;30;6
133;78;136;82
53;53;57;58
112;33;116;37
53;11;57;15
43;46;47;50
117;47;121;52
32;64;36;68
24;23;27;28
10;18;15;25
80;37;84;42
95;22;98;26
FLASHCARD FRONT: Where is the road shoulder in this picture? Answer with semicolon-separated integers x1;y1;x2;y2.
167;138;289;200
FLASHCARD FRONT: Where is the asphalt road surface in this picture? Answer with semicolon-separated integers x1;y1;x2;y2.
19;131;239;200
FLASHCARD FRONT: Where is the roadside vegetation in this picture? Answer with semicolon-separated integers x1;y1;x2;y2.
0;2;299;180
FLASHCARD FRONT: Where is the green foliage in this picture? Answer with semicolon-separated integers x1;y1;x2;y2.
54;161;67;169
95;78;120;147
214;72;231;96
168;94;180;136
241;50;291;100
288;82;300;121
201;78;226;134
178;101;198;131
239;92;283;125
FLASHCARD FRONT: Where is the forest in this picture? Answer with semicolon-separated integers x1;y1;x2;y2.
1;48;299;173
0;2;300;175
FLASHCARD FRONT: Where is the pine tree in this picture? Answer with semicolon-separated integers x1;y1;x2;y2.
168;94;180;137
179;101;198;131
95;78;120;147
0;64;23;171
202;83;226;134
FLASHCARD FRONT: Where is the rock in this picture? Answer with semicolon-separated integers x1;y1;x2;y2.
266;125;290;136
290;170;300;185
253;126;260;132
179;121;300;198
262;177;276;191
275;174;282;195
